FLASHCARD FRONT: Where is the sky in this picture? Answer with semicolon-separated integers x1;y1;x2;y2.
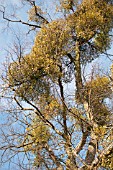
0;0;113;169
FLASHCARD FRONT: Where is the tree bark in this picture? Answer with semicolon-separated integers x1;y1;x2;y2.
74;40;83;102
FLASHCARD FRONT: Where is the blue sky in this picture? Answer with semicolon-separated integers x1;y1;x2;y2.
0;0;113;169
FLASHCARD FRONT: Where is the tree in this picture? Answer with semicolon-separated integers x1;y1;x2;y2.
0;0;113;169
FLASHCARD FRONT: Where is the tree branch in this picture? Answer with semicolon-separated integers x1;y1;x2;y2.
0;8;41;28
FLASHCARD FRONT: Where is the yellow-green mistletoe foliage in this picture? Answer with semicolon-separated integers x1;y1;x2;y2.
111;64;113;83
59;0;75;11
84;76;112;125
84;76;111;101
23;117;50;168
8;56;50;100
7;19;72;100
101;152;113;170
67;0;113;50
7;0;113;101
101;129;113;169
37;95;63;119
28;6;45;24
32;19;71;60
24;118;50;152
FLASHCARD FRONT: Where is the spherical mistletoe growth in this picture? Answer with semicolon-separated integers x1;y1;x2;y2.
67;0;113;51
32;19;71;59
7;56;51;101
84;76;112;125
